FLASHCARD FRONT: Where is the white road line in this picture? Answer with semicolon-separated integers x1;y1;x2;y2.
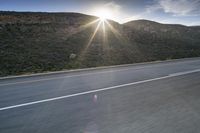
169;69;200;76
0;59;199;87
0;69;200;111
0;66;153;87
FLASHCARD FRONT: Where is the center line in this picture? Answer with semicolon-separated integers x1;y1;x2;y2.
0;69;200;111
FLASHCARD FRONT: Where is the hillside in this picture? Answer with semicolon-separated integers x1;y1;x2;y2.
0;11;200;76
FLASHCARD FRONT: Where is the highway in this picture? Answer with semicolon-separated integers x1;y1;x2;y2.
0;58;200;133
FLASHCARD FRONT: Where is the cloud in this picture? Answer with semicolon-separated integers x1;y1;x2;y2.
104;1;121;13
102;2;145;23
147;0;200;16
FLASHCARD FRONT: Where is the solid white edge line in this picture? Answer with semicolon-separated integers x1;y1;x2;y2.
1;58;200;87
0;67;147;87
1;57;199;80
0;69;200;111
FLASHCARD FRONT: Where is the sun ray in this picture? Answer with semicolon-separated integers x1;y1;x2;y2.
77;19;102;62
105;20;122;39
102;21;106;42
86;20;102;48
64;18;100;39
76;19;100;34
104;20;146;62
82;19;100;29
101;20;109;51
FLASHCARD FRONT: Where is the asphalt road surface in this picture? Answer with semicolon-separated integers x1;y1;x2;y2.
1;58;200;133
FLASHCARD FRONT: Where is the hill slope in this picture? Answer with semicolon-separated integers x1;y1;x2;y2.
0;11;200;76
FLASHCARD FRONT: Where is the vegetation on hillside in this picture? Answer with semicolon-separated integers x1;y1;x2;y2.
0;11;200;76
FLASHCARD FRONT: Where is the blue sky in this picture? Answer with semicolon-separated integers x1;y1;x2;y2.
0;0;200;25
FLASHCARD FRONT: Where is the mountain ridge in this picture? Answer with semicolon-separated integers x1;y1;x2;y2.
1;11;200;26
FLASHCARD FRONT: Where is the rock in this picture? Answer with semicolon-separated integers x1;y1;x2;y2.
69;53;76;59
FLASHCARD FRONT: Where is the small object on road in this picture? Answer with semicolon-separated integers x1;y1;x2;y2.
93;94;98;102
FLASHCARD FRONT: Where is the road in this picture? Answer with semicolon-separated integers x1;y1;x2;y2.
0;58;200;133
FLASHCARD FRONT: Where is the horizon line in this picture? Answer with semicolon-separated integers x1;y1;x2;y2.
0;10;199;26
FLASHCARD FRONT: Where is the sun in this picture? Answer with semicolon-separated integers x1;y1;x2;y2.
94;8;113;21
80;7;123;56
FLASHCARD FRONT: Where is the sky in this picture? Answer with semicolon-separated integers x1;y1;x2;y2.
0;0;200;26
